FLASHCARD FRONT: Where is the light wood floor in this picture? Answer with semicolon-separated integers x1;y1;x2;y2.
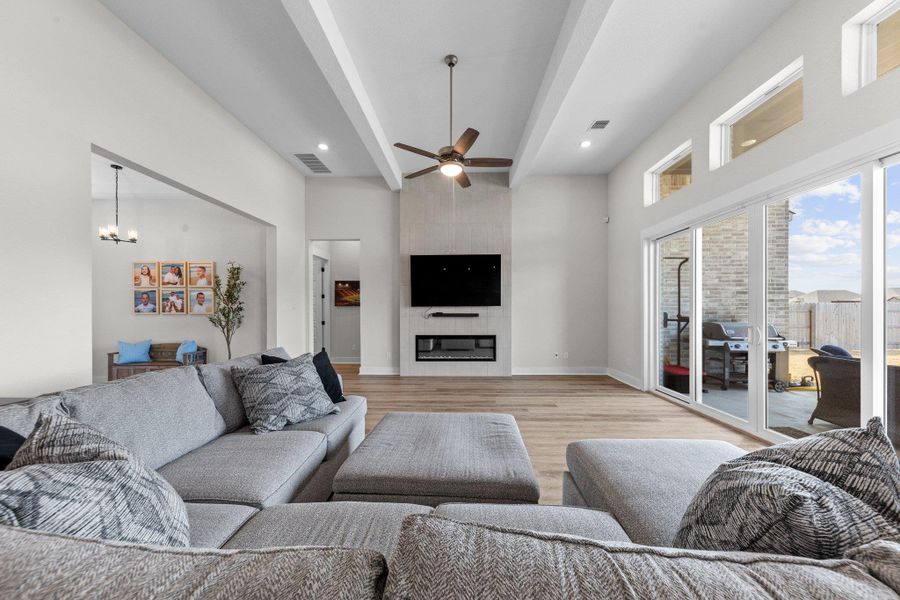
334;366;767;505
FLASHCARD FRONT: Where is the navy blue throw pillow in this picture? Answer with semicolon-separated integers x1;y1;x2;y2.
0;426;26;469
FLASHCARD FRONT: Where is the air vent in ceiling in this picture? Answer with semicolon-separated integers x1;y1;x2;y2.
590;120;610;130
294;153;331;174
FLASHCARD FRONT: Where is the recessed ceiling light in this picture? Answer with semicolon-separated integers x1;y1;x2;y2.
740;139;757;148
580;140;592;149
317;143;329;151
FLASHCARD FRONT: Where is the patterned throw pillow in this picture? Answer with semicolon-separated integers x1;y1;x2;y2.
674;418;900;559
0;413;189;547
232;353;339;434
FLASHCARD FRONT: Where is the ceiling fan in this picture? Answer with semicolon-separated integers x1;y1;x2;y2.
394;54;513;189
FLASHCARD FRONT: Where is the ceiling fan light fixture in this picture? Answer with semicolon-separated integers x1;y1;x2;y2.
440;160;463;177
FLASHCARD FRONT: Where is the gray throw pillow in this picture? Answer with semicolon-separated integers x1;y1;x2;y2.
232;353;339;434
0;413;189;547
674;418;900;559
384;515;895;600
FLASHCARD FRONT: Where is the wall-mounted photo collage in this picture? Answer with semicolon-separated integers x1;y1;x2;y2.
132;261;214;316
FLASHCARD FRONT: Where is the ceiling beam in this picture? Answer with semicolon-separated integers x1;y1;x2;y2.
281;0;403;191
508;0;614;189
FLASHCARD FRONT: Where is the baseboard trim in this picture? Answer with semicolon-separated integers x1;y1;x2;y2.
606;368;644;390
358;367;400;376
331;357;361;364
511;367;608;376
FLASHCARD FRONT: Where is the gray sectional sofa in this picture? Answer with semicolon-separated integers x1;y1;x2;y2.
0;350;896;599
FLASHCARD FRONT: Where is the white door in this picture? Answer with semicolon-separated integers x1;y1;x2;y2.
312;256;327;353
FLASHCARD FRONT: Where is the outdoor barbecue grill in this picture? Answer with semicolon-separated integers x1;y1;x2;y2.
702;322;796;392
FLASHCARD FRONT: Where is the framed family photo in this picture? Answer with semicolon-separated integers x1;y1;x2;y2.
132;262;159;288
160;261;186;286
133;289;159;315
188;261;214;287
161;289;186;314
189;289;214;315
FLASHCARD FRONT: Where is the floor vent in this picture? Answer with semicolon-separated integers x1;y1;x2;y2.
590;120;610;130
294;153;331;173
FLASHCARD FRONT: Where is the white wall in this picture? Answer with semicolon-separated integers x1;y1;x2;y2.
328;241;361;362
512;175;608;374
0;1;307;397
305;177;400;374
606;0;900;386
92;196;268;380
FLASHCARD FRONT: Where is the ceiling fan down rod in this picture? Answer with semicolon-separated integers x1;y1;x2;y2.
445;54;457;149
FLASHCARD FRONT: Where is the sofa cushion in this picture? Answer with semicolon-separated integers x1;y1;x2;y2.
59;367;226;470
232;354;339;434
384;515;896;600
0;524;387;600
566;438;745;546
197;347;290;432
846;540;900;594
1;413;189;547
674;460;899;559
185;503;257;548
433;503;630;542
282;395;366;459
224;501;431;560
158;429;326;508
0;395;66;436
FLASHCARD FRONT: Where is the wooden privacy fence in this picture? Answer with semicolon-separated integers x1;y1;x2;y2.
788;302;900;350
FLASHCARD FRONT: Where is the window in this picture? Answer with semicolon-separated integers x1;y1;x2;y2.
843;0;900;94
710;58;803;169
877;5;900;78
645;141;692;205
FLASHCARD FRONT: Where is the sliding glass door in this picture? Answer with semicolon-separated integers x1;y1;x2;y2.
765;176;862;438
699;212;751;421
650;164;891;444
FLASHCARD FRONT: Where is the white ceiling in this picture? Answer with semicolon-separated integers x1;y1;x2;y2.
533;0;796;174
98;0;797;188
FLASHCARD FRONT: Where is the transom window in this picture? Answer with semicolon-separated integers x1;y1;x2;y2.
843;0;900;94
876;5;900;78
645;141;692;206
710;58;803;169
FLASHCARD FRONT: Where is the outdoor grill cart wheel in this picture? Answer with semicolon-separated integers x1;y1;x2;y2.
773;380;786;393
720;384;728;391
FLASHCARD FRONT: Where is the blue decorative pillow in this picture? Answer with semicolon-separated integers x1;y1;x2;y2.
116;340;151;365
175;340;198;363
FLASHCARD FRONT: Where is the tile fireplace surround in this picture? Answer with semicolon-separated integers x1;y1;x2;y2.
399;172;512;376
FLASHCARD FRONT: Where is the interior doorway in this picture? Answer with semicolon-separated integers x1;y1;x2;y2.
309;240;361;366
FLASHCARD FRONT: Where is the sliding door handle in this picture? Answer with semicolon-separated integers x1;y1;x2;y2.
755;326;764;346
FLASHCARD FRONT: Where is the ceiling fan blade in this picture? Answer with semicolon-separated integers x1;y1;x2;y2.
452;128;479;155
394;143;440;160
404;164;440;179
464;157;513;167
456;170;471;188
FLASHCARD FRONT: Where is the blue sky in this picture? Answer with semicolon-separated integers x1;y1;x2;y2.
785;166;900;294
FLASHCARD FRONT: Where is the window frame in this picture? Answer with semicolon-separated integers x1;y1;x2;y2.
843;0;900;95
644;140;692;206
709;57;804;171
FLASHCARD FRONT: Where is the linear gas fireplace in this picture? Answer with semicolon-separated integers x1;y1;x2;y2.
415;335;496;362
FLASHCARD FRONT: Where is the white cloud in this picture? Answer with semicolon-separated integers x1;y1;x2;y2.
790;234;855;254
888;233;900;249
888;211;900;224
792;179;861;203
792;252;859;266
800;218;860;239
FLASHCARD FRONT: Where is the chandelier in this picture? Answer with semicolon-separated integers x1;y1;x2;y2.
98;164;138;244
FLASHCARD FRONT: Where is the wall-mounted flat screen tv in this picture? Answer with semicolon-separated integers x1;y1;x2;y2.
410;254;501;307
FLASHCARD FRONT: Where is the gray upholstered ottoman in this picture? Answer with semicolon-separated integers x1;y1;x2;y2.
332;412;540;506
